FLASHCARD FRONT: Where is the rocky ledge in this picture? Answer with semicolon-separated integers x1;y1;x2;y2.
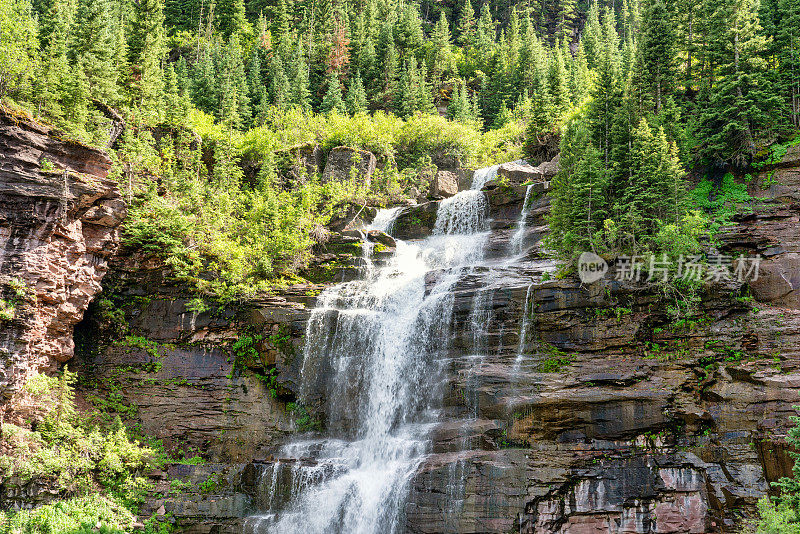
0;107;125;404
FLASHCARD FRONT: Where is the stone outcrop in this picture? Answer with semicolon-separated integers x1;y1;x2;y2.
497;155;559;187
322;147;377;187
719;145;800;309
0;107;125;402
428;170;459;199
276;143;324;185
392;202;439;240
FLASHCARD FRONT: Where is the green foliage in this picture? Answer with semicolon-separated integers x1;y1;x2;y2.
0;299;16;322
0;495;134;534
0;0;39;98
756;410;800;532
286;402;322;432
690;173;753;236
1;371;158;525
537;344;574;373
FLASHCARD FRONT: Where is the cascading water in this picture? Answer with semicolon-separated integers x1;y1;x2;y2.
509;184;534;256
246;183;490;534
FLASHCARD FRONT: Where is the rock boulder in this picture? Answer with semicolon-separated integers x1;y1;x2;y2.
428;170;459;199
322;147;377;187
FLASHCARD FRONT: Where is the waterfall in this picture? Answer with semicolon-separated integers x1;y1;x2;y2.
247;187;490;534
509;184;534;256
515;285;535;364
470;164;500;190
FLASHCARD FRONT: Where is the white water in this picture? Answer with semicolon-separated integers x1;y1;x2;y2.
509;184;534;256
470;164;500;190
246;182;490;534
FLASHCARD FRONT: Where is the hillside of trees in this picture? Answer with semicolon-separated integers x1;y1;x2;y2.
2;0;800;289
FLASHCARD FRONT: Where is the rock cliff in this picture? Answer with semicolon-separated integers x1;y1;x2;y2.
0;107;125;404
5;117;800;533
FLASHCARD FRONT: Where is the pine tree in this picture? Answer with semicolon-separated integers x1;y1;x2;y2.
570;40;591;103
697;0;784;165
456;0;476;47
776;0;800;126
582;1;602;69
430;12;452;82
164;63;189;125
548;112;608;257
320;70;346;114
34;0;71;117
345;71;368;114
270;54;290;110
272;0;290;44
414;60;436;114
557;0;577;42
217;0;249;39
70;0;119;103
625;119;686;241
548;42;570;117
588;10;623;169
475;2;496;60
129;0;166;118
636;0;678;113
192;48;219;115
63;56;91;132
288;39;311;110
393;60;415;118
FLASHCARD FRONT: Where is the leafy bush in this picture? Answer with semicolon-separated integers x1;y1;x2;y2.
690;173;753;236
0;371;158;529
0;495;134;534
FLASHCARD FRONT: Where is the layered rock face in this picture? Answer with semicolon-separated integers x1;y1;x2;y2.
0;108;125;402
46;149;800;533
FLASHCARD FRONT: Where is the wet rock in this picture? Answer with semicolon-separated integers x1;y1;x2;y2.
322;147;377;187
326;202;378;232
392;202;439;240
367;230;396;249
496;155;559;188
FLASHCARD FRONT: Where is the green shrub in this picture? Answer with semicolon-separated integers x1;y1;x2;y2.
0;495;134;534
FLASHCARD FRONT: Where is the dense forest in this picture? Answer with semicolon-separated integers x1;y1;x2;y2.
3;0;800;289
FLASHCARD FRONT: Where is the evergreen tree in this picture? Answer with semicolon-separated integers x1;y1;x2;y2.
475;2;496;60
776;0;800;126
272;0;290;44
70;0;119;103
393;60;415;118
582;1;602;69
345;71;368;114
570;40;591;103
430;11;453;81
164;63;189;124
414;60;436;114
129;0;166;118
288;39;311;110
636;0;678;113
456;0;476;47
557;0;577;42
588;10;623;168
624;119;686;240
548;112;608;257
548;42;571;117
217;0;248;39
270;54;291;110
320;70;346;114
696;0;784;165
